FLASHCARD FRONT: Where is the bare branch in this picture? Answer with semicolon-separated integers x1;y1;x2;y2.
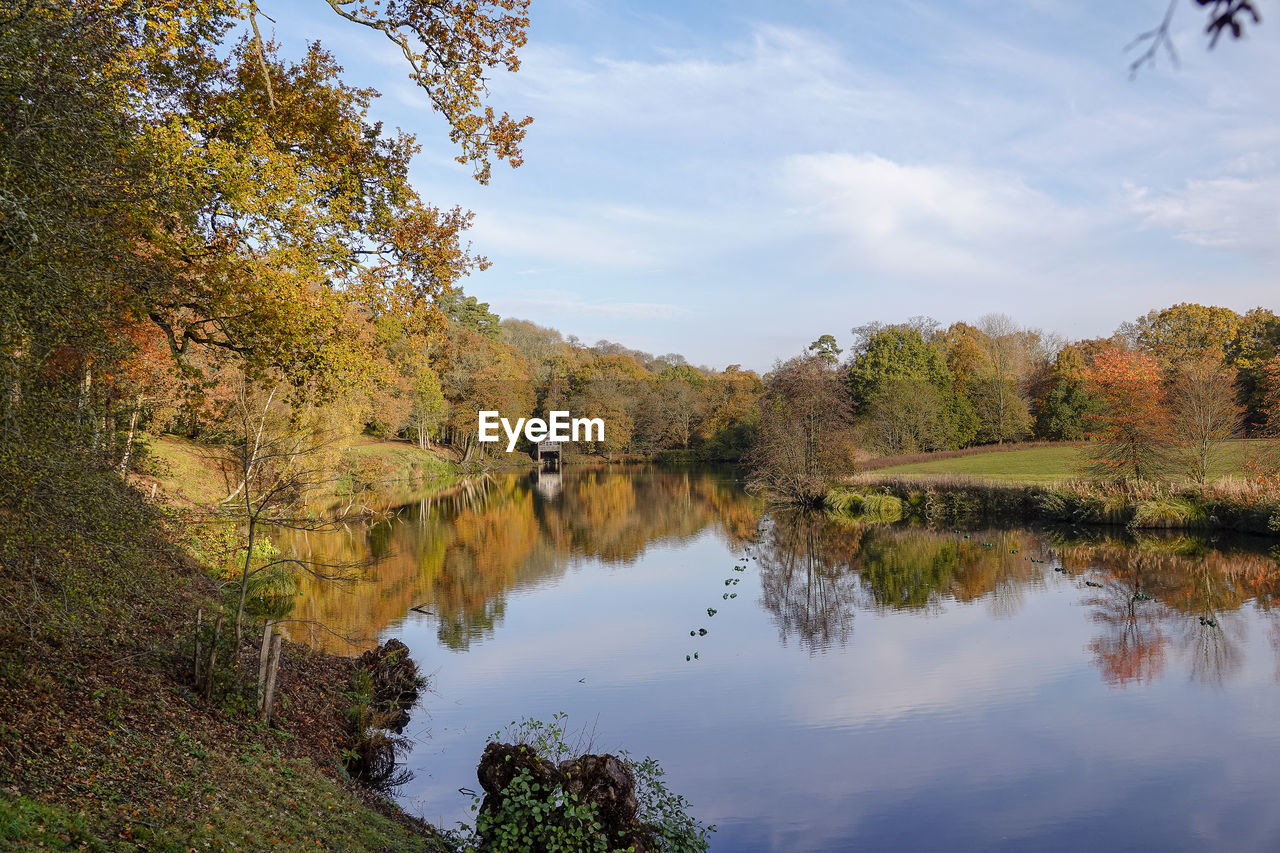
1126;0;1181;78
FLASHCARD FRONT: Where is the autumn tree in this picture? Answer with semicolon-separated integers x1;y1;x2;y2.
643;365;708;451
0;1;159;466
2;0;535;479
969;313;1041;444
501;319;572;385
1226;308;1280;431
436;324;535;459
563;353;650;457
1083;347;1170;481
848;323;977;452
1124;302;1242;369
698;366;762;460
1165;359;1244;484
1246;351;1280;480
407;367;449;449
748;355;856;504
1035;345;1100;440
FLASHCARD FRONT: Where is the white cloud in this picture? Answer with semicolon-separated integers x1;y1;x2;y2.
468;210;659;269
1126;174;1280;253
778;152;1091;280
501;289;686;320
506;24;905;146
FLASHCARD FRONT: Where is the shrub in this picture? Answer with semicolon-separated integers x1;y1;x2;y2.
825;489;903;523
1131;497;1209;529
861;493;904;523
461;715;712;853
825;488;865;515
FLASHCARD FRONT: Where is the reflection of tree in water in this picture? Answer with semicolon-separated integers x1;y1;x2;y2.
1245;546;1280;683
1082;565;1170;687
279;466;1280;684
1179;562;1243;686
852;527;1041;617
757;513;862;651
1054;531;1270;686
756;520;1056;650
854;529;960;613
436;597;506;651
278;468;762;652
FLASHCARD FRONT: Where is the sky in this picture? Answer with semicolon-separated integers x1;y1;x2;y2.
264;0;1280;372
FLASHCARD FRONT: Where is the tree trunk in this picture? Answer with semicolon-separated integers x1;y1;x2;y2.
119;396;142;474
76;366;91;429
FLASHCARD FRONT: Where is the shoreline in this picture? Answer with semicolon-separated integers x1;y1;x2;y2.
827;476;1280;536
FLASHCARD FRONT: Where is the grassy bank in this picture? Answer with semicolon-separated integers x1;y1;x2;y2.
828;476;1280;535
145;435;460;510
867;440;1258;483
0;454;450;851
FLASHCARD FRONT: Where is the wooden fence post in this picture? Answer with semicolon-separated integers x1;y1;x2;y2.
261;632;284;725
193;607;203;687
204;613;223;702
256;619;274;710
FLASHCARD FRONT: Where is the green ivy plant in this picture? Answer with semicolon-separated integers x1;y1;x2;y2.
452;714;713;852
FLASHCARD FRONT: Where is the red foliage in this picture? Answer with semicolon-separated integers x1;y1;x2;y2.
1083;347;1169;480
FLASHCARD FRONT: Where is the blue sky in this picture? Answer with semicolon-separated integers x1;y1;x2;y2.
265;1;1280;371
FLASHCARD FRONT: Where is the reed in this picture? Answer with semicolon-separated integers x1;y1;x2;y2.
832;474;1280;535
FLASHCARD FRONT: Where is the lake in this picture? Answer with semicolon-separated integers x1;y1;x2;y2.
274;466;1280;851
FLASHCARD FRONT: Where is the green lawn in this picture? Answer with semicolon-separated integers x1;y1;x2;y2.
870;441;1256;483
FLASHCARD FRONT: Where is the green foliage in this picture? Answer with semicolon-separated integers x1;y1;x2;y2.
1036;376;1097;440
848;326;977;454
438;288;503;340
825;489;903;523
825;488;866;515
627;756;712;853
846;325;953;406
862;494;905;523
1130;497;1209;529
0;791;97;848
241;558;299;622
807;334;842;365
474;766;614;853
458;715;712;853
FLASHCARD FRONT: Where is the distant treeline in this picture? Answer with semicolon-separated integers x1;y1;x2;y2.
749;306;1280;502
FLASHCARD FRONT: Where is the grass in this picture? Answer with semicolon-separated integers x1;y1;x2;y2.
870;440;1257;484
340;436;457;477
145;435;458;509
145;436;229;506
0;446;450;851
0;749;441;852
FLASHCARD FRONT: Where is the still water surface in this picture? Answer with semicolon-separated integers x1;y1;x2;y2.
276;467;1280;851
